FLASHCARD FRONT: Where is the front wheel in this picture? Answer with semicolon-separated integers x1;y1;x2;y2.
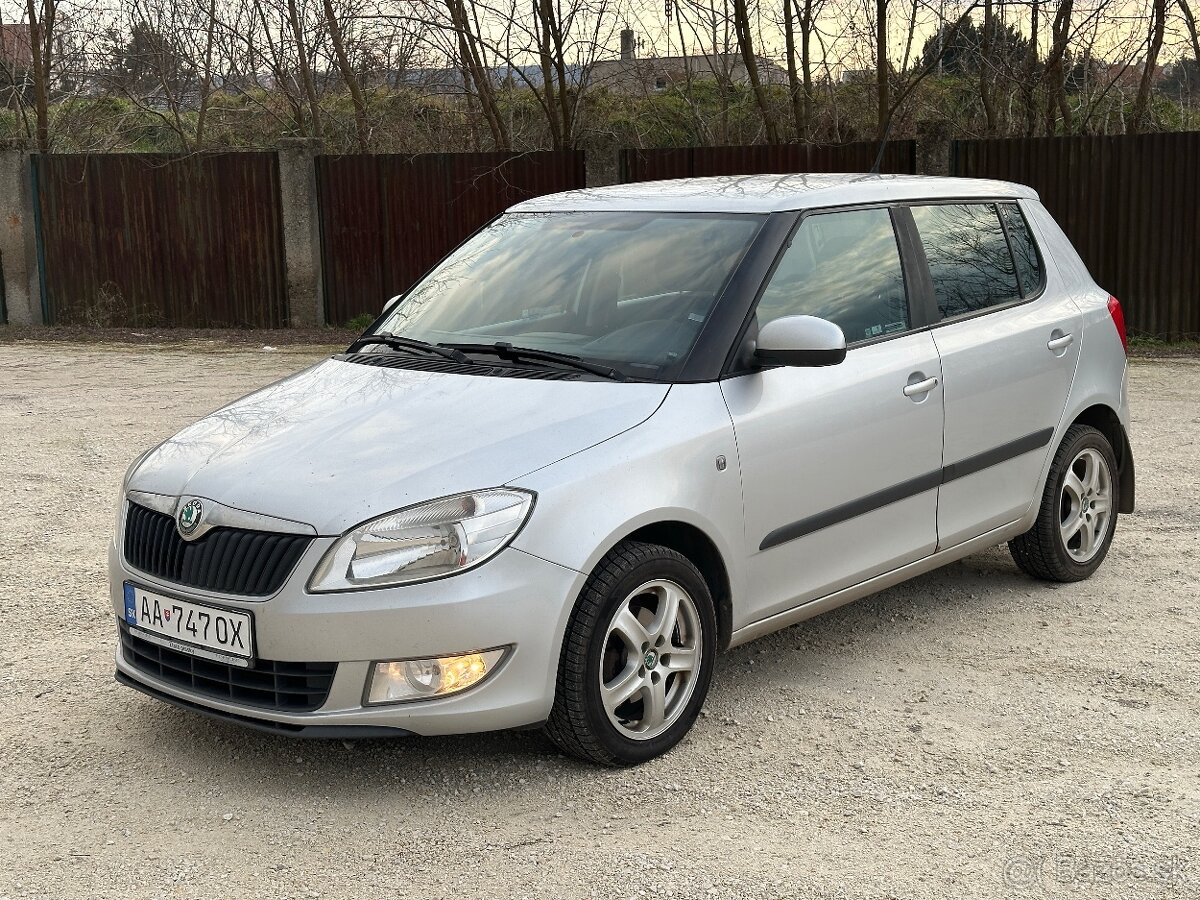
544;541;717;766
1009;424;1119;582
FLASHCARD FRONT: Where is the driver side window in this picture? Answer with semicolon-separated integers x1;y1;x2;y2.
757;208;909;344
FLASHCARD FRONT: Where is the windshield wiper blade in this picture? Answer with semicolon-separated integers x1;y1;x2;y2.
348;332;469;363
441;342;628;381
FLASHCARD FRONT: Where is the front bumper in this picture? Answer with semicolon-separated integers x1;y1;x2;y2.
115;671;418;738
110;537;586;736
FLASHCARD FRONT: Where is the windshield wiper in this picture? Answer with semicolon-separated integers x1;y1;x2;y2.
348;332;469;363
440;342;628;382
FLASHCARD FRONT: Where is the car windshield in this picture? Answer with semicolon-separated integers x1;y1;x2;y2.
371;211;765;380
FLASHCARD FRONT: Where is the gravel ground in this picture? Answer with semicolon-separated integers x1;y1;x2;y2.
1;342;1197;900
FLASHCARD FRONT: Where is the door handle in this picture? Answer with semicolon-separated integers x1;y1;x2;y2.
903;376;939;397
1047;332;1075;352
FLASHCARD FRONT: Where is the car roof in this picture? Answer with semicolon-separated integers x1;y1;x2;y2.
509;173;1039;214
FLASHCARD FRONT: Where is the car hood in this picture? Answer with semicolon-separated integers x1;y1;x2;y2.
128;358;669;535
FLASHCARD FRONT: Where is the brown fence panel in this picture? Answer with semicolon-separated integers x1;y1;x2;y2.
952;133;1200;340
33;153;286;327
618;141;916;183
316;151;586;325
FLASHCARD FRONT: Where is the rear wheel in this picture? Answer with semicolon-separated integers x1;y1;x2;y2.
1009;425;1119;582
544;541;716;766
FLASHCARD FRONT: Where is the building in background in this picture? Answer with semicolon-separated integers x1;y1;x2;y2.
588;29;788;95
839;69;875;84
0;23;33;71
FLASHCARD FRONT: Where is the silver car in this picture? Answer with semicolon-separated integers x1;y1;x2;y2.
111;174;1134;765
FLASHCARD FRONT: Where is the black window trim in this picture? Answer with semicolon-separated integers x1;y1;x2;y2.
904;197;1049;331
892;205;938;329
690;210;801;382
720;201;928;378
998;200;1048;301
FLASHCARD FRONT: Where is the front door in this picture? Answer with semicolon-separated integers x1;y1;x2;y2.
721;207;945;628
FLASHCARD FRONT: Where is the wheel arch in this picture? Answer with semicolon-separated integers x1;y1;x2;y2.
1070;403;1135;514
609;520;734;652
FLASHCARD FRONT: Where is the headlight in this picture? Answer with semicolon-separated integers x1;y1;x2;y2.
308;489;535;592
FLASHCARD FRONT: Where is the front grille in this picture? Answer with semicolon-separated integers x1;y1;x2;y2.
119;621;337;712
123;502;311;597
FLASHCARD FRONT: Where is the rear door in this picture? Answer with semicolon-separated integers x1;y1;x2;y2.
909;201;1082;548
722;206;945;626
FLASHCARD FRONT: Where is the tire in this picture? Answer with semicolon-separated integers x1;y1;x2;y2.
544;540;717;766
1009;424;1120;582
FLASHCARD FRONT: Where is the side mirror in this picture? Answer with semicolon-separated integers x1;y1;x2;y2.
754;315;847;367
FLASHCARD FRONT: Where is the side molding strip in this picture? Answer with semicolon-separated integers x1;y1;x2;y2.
940;427;1054;484
759;471;943;550
758;427;1055;552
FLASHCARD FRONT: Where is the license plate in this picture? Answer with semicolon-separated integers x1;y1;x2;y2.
123;583;254;667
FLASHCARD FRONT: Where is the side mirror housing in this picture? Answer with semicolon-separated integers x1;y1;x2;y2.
754;315;847;367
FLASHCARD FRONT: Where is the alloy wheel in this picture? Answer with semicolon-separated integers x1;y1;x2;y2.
1059;447;1113;563
598;579;703;741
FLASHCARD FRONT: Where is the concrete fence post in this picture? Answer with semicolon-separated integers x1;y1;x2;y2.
915;120;953;177
0;142;43;325
587;148;620;188
277;138;324;327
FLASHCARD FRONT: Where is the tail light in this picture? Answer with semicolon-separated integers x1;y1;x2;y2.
1107;296;1128;355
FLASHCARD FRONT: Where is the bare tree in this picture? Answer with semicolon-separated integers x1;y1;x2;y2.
1131;0;1167;133
731;0;780;142
322;0;370;149
532;0;566;148
24;0;57;151
1043;0;1073;134
443;0;509;148
781;0;825;138
1019;0;1041;136
285;0;322;138
979;0;996;133
1182;0;1200;61
194;0;220;147
242;0;310;135
101;1;219;151
797;0;822;133
875;0;887;138
868;0;980;141
676;0;739;143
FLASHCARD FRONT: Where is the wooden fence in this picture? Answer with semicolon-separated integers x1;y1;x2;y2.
32;153;288;327
11;136;1200;337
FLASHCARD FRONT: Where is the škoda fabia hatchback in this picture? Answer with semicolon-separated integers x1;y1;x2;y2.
112;175;1134;765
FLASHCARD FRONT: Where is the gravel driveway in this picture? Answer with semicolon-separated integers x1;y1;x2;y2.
1;343;1197;899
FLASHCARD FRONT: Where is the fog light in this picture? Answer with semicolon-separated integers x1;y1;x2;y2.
367;648;507;704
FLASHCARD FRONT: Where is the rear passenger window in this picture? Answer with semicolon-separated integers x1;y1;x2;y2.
756;208;909;344
911;204;1020;319
998;203;1044;297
